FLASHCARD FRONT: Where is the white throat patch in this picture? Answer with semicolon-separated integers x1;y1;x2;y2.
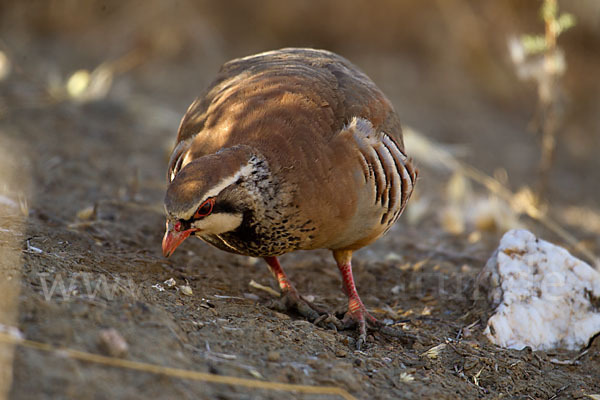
191;212;243;235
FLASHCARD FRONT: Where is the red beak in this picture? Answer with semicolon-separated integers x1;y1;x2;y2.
162;221;197;257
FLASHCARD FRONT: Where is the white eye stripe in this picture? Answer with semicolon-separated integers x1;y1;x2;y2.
178;162;254;220
203;162;254;199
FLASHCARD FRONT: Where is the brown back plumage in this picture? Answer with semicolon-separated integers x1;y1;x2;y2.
174;48;402;156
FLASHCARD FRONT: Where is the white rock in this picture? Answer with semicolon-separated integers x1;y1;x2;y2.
163;277;176;288
179;285;193;296
479;229;600;351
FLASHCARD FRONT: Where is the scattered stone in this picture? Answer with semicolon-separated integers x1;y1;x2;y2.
179;285;193;296
98;328;128;357
314;329;335;344
76;205;96;220
200;298;215;308
271;311;291;320
477;229;600;350
266;350;281;362
335;348;348;358
248;369;263;379
340;335;356;348
391;285;402;295
243;292;260;301
151;283;165;292
292;320;313;328
191;321;205;329
385;252;402;262
163;278;176;288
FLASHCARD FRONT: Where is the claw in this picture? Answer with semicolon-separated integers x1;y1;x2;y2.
337;297;416;349
340;299;374;349
356;336;366;351
314;313;343;331
262;254;417;349
268;287;323;321
313;314;329;326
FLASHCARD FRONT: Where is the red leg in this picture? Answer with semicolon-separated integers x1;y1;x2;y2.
333;250;380;348
264;256;292;291
263;256;322;320
263;254;414;348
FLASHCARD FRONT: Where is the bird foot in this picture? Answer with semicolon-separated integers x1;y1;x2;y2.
340;299;379;350
318;299;416;350
267;287;324;322
267;289;416;350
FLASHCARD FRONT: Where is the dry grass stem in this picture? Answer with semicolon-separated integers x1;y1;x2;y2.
0;332;357;400
249;280;280;298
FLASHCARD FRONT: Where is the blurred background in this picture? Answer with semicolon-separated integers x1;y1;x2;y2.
1;1;600;398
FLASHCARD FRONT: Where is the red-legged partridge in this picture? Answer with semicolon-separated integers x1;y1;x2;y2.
162;48;417;348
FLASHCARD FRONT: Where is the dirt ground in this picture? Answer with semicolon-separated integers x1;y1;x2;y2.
1;1;600;399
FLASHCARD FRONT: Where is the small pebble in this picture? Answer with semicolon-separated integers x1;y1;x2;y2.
271;311;291;320
164;278;176;288
267;351;281;362
335;348;348;358
292;320;312;328
339;335;355;347
243;292;260;301
192;321;205;329
385;252;402;262
98;328;128;357
76;205;96;220
151;283;164;292
249;369;263;379
180;285;193;296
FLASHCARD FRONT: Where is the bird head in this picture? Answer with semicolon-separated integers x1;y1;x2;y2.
162;146;261;257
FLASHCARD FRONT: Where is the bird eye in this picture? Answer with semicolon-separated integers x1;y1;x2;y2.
194;198;214;219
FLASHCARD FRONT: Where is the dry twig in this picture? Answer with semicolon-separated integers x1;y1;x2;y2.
0;331;357;400
249;279;280;298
